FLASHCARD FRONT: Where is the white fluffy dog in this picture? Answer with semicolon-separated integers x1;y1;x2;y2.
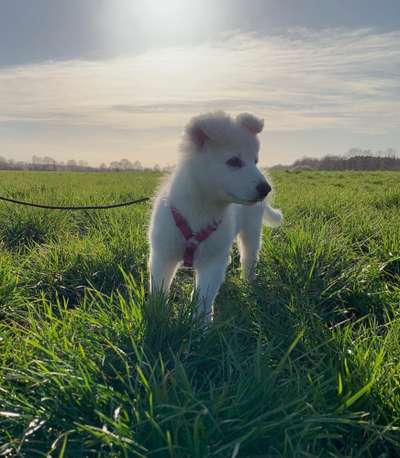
149;111;282;322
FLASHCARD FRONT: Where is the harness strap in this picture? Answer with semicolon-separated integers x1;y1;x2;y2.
170;206;221;267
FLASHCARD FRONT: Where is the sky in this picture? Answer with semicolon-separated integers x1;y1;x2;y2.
1;0;399;167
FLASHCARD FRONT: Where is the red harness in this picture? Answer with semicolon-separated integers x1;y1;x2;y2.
171;206;221;267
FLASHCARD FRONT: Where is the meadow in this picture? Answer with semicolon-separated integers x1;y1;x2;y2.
0;170;399;457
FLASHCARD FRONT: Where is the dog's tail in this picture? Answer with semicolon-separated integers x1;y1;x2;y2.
263;203;283;227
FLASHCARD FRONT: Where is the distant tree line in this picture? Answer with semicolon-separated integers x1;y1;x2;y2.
2;148;398;173
0;155;174;172
271;148;400;171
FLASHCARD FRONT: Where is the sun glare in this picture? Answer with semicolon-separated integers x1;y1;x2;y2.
102;0;223;53
146;0;186;19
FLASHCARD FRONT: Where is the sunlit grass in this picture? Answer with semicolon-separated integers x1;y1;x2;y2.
0;170;399;457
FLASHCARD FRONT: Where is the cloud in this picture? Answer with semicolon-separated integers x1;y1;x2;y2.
0;27;399;164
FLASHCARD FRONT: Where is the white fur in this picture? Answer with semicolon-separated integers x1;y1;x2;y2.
148;111;283;322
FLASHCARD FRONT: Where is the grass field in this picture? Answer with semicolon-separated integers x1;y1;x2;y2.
0;170;400;457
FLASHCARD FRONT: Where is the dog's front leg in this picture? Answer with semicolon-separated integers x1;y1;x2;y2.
238;227;263;281
195;260;228;323
149;251;179;295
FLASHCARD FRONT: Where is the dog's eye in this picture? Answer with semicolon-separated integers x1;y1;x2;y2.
255;158;258;164
226;157;243;168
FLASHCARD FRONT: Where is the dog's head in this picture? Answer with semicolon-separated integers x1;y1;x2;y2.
182;111;271;205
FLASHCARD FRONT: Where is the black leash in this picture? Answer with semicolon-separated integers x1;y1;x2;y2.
0;195;149;210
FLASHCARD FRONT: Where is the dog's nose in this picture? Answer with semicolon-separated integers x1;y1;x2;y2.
256;181;271;199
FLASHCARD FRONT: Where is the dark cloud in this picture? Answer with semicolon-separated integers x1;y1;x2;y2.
1;0;399;67
0;0;109;67
228;0;400;32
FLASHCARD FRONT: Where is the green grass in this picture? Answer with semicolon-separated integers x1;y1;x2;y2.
0;170;399;457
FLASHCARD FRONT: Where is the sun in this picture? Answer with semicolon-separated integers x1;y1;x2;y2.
132;0;199;43
146;0;186;19
103;0;217;52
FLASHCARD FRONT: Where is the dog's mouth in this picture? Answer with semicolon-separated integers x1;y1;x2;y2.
227;193;262;205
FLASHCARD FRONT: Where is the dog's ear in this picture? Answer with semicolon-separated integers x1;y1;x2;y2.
187;124;210;148
186;111;232;149
236;113;264;135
